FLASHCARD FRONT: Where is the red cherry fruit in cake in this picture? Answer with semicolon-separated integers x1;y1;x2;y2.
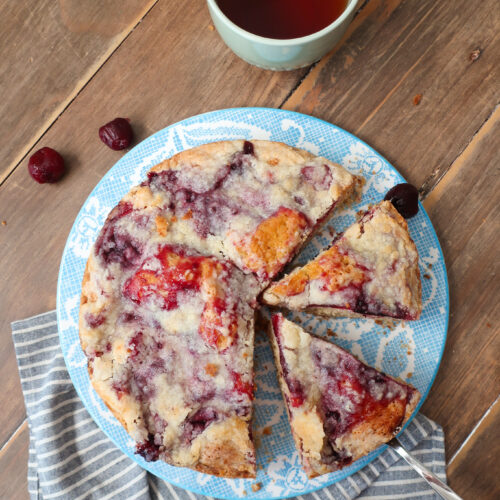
199;296;238;352
243;140;254;155
231;371;254;398
136;434;160;462
182;407;219;443
384;183;419;219
99;118;133;150
28;147;65;183
301;165;332;191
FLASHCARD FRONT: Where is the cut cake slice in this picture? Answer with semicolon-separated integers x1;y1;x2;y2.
269;314;420;478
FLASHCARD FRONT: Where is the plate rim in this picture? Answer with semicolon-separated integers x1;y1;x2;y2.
56;106;449;500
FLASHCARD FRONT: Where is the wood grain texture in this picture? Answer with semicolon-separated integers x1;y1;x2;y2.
0;422;29;500
284;0;500;190
420;106;500;459
0;0;157;182
0;0;307;449
447;397;500;499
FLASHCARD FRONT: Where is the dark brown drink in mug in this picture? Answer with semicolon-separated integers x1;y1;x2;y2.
216;0;349;40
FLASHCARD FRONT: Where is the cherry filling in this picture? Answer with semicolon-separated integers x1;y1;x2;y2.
123;246;240;351
191;191;240;238
123;331;168;398
301;164;333;191
310;290;413;320
230;371;254;399
394;303;413;320
128;332;143;360
147;169;241;238
199;297;238;351
85;311;106;329
137;434;161;462
229;141;254;174
243;140;254;156
123;246;204;310
119;311;142;324
321;441;352;467
111;381;130;400
311;341;408;458
351;293;411;319
91;341;111;359
146;142;257;238
188;372;217;403
123;332;170;462
272;315;305;408
95;202;143;269
182;407;219;443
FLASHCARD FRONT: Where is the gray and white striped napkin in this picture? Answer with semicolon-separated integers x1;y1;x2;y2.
13;311;447;500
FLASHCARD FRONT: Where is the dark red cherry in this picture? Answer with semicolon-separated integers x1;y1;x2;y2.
384;183;419;219
243;140;254;155
28;147;65;183
136;434;160;462
99;118;133;150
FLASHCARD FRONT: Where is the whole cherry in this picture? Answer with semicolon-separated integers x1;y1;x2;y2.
384;183;419;219
28;147;65;183
99;117;133;150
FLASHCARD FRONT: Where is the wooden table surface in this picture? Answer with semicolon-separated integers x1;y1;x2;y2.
0;1;498;498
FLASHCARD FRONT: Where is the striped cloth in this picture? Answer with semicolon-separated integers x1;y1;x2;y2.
13;311;447;500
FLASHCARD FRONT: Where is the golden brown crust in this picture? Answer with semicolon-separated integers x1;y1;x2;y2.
196;439;256;478
337;385;420;465
403;389;421;425
270;315;421;478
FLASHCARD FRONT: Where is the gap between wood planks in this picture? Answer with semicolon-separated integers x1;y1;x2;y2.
448;394;499;467
0;420;27;457
277;0;372;110
0;0;160;189
420;102;500;200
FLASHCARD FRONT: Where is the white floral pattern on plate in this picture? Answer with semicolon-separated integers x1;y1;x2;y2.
57;108;448;500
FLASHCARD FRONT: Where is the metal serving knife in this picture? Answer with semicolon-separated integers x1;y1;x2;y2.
388;438;463;500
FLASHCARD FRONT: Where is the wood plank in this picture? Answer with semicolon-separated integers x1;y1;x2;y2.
420;106;500;459
0;421;29;500
0;356;26;451
0;0;157;182
283;0;500;190
447;397;500;500
0;0;307;448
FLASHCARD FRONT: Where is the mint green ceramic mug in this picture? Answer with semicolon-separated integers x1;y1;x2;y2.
207;0;359;71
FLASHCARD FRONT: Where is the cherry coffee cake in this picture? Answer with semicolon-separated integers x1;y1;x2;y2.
263;201;422;321
270;314;420;478
79;140;360;478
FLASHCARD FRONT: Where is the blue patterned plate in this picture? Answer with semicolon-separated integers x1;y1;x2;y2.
57;108;449;500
